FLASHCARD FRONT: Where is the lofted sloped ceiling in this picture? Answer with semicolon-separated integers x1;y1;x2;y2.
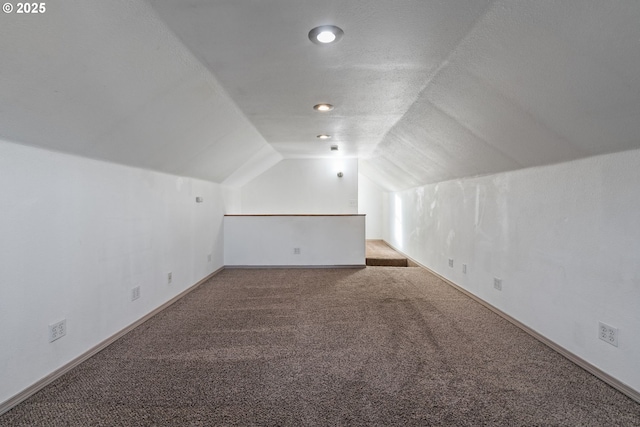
147;0;640;191
0;0;278;184
2;1;640;191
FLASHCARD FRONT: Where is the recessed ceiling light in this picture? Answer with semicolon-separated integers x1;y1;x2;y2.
308;25;344;45
317;134;332;139
313;103;334;112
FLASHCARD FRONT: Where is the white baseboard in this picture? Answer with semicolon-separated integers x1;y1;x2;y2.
4;258;637;416
382;241;640;405
225;264;366;269
0;267;224;416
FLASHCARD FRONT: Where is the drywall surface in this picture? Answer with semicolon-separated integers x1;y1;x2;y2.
240;159;358;214
358;172;383;239
224;215;365;266
0;140;226;406
0;0;269;183
222;145;283;188
221;185;242;215
384;149;640;394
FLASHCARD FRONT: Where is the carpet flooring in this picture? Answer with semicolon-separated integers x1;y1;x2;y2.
2;267;640;426
366;240;408;267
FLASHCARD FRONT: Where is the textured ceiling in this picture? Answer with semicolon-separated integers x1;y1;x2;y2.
148;0;640;190
364;0;640;189
0;0;276;184
147;0;495;187
2;1;640;190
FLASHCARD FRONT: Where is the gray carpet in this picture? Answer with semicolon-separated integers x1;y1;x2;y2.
2;267;640;426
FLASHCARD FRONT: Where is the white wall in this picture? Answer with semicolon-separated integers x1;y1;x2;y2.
358;172;383;239
225;215;365;266
0;140;227;406
240;158;358;214
222;185;242;214
383;149;640;394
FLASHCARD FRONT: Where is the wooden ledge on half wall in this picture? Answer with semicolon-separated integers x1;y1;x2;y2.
224;214;366;216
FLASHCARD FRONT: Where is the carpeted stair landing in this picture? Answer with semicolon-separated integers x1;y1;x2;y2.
366;239;409;266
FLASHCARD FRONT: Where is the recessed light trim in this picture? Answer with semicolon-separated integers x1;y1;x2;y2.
317;134;332;139
313;103;334;112
308;25;344;45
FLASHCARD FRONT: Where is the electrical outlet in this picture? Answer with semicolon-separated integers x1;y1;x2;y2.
493;278;502;291
49;319;66;343
293;247;301;255
448;258;454;268
131;286;141;301
207;254;212;263
167;272;172;284
599;322;618;347
462;264;467;274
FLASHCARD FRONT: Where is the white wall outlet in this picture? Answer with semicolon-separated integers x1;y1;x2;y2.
49;319;67;343
293;247;301;255
349;199;358;208
493;278;502;291
167;272;172;284
462;264;467;274
448;258;454;268
599;322;619;347
131;286;141;301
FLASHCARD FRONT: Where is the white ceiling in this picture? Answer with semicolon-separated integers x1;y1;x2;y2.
0;0;274;183
2;1;640;190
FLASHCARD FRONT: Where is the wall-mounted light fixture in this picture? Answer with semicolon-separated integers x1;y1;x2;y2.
317;134;332;139
308;25;344;45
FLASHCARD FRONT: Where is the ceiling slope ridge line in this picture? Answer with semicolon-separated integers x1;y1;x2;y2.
363;142;442;191
358;161;399;192
366;141;546;193
463;68;592;159
383;153;596;193
222;144;284;188
142;0;285;184
0;133;207;185
373;130;451;177
401;139;458;181
166;121;243;179
362;156;425;192
367;0;500;160
87;75;230;166
367;98;515;190
423;99;522;167
142;0;272;147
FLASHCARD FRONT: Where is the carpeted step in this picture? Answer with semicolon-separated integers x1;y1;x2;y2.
365;240;408;267
366;257;408;267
